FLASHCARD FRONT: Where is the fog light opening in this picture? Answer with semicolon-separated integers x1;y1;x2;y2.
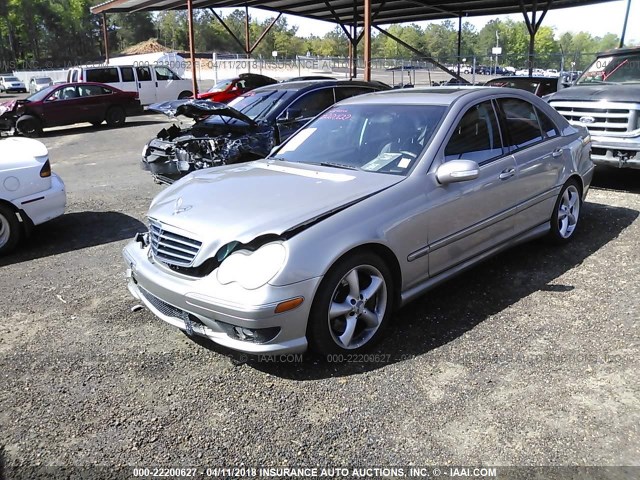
274;297;304;314
217;321;281;344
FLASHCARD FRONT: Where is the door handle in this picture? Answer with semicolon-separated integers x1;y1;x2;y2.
499;168;516;180
552;148;563;158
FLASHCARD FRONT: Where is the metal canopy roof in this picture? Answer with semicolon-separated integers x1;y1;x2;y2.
91;0;619;26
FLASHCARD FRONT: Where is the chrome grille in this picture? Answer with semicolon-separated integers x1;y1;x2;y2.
549;101;636;135
148;218;202;267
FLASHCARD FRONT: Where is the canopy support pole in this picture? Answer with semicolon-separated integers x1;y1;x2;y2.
364;0;371;81
209;8;246;52
374;25;468;84
520;0;552;77
457;14;462;76
102;13;110;64
187;0;198;95
352;1;358;78
250;13;282;54
620;0;631;48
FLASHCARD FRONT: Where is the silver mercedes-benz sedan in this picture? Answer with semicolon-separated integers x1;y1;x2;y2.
123;87;594;356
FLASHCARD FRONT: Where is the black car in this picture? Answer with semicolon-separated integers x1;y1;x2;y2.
484;76;561;97
142;79;390;183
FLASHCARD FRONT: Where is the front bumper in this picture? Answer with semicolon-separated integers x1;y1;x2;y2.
123;241;322;355
590;135;640;169
15;173;66;226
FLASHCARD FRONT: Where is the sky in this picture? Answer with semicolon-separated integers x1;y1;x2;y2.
218;0;639;42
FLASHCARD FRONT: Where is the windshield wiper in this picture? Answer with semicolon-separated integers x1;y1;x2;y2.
318;162;358;170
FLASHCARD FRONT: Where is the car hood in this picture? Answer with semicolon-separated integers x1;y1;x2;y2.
548;84;640;103
147;160;404;264
148;99;257;125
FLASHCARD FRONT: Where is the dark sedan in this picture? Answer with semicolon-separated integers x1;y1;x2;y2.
0;82;142;136
143;79;390;183
484;76;561;97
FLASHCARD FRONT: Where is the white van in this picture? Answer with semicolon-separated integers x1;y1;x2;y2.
66;64;193;106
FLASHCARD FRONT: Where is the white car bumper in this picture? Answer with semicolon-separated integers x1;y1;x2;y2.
15;173;66;226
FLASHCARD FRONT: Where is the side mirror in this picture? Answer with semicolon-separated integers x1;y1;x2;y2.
436;160;480;184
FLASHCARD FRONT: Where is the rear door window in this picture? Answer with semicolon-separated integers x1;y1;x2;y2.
497;98;544;151
136;67;152;82
334;86;376;102
121;67;135;82
154;66;179;81
85;68;119;83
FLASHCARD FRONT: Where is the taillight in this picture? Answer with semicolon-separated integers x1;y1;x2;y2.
40;159;51;178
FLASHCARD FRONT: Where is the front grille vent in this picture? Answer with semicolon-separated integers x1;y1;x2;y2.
148;218;201;267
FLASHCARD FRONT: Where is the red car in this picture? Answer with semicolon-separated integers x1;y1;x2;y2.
196;73;278;103
0;82;142;136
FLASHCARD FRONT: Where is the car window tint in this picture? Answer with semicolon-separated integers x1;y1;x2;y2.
136;67;152;82
537;79;557;96
498;98;544;150
536;108;559;138
154;66;179;81
334;86;375;102
445;101;503;164
85;68;119;83
50;86;78;100
287;89;335;119
78;85;112;97
121;67;135;82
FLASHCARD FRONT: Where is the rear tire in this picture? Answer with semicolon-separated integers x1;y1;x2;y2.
105;106;126;127
0;203;22;256
307;252;394;355
16;115;42;137
178;91;192;100
548;179;582;244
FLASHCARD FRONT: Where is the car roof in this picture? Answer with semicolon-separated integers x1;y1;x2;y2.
338;86;541;106
249;79;388;94
487;76;557;82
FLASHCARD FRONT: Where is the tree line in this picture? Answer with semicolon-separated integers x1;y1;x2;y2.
0;1;629;71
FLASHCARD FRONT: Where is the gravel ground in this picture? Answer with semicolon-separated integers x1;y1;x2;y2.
0;116;639;479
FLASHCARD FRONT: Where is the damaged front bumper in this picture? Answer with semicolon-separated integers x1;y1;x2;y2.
123;241;320;355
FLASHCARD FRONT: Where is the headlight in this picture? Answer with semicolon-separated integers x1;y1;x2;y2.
216;243;286;290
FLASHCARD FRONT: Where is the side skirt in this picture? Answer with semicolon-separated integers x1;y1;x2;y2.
399;222;550;307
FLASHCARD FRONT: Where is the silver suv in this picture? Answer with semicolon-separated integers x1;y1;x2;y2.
548;47;640;169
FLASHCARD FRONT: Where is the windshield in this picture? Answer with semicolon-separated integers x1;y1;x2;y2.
222;90;292;121
272;104;447;176
577;52;640;84
26;85;57;102
207;79;233;93
35;77;52;84
3;77;20;82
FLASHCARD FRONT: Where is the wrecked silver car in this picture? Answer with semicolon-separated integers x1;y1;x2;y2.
141;80;389;183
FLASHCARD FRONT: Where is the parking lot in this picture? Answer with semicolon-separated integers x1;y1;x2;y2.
1;109;639;475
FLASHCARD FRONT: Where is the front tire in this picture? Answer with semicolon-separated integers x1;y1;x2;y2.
16;115;42;137
178;91;193;100
307;252;394;355
105;106;126;127
0;203;22;256
548;179;582;244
